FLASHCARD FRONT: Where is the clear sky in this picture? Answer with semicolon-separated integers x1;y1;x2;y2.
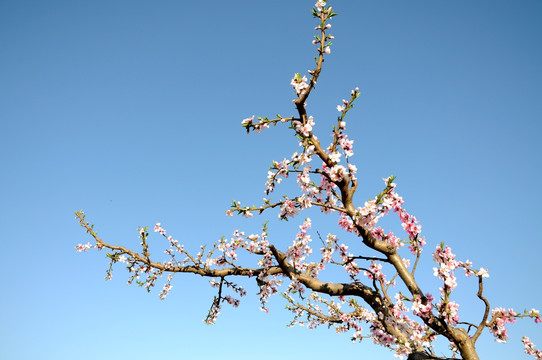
1;0;541;359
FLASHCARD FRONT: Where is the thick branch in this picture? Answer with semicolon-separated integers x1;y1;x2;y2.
269;244;415;349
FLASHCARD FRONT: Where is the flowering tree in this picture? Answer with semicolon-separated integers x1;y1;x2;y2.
75;1;541;359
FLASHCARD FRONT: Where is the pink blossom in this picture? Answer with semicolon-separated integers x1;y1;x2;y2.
279;198;299;219
529;309;542;323
364;263;386;282
224;295;240;308
298;195;312;209
319;170;333;193
241;115;254;126
339;135;354;158
328;164;346;182
247;234;259;241
315;0;326;11
477;267;490;278
291;73;309;96
328;151;341;164
347;164;357;179
338;213;355;233
412;294;434;319
294;116;315;137
253;122;269;133
75;242;93;252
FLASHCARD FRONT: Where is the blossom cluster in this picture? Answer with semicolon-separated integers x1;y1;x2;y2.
286;218;314;270
432;244;459;295
203;278;248;324
489;308;542;344
291;73;309;96
364;262;386;283
159;277;173;300
294;115;315;138
322;233;360;278
523;337;542;360
75;242;93;252
436;300;460;326
411;294;435;319
226;200;254;218
489;307;519;343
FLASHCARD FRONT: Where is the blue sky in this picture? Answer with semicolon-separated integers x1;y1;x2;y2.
1;0;541;359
